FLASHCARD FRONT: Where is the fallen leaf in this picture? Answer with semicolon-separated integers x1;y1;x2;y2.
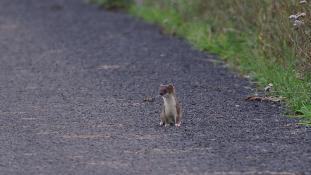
245;96;283;102
143;96;155;102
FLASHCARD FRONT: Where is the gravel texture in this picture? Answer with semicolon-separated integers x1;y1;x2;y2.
0;0;310;174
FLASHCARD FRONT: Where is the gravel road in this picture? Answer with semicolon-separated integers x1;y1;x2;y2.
0;0;310;174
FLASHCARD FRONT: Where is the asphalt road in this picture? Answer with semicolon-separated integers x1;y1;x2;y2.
0;0;310;174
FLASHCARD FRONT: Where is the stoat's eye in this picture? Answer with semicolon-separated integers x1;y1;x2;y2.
159;88;167;96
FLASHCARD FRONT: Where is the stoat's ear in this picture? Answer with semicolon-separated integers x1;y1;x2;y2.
159;84;168;96
167;84;175;93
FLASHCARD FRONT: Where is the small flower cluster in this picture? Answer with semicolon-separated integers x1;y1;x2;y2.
289;12;306;27
300;0;307;4
289;0;308;28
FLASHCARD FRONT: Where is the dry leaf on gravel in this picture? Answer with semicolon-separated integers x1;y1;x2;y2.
143;96;155;102
245;96;283;102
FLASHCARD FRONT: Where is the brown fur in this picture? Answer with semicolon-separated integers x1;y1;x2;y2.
159;84;182;127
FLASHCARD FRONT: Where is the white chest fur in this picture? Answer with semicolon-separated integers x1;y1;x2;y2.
163;95;177;117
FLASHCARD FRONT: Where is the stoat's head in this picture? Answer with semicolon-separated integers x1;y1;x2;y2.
159;84;175;98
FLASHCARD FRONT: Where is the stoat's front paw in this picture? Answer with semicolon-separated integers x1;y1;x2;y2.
175;123;181;127
160;121;164;126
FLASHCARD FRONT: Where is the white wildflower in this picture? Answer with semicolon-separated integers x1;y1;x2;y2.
293;20;305;27
289;13;306;21
289;14;298;21
289;12;306;28
297;12;306;18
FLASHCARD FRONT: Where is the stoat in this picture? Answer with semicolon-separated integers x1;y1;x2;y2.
159;84;182;127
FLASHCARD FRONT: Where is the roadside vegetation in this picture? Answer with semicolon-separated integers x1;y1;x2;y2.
93;0;311;124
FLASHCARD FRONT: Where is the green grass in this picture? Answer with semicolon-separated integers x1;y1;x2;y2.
129;5;311;124
297;104;311;126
